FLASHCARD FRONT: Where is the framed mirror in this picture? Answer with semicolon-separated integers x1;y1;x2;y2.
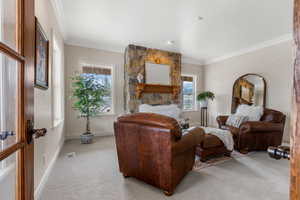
145;62;171;85
231;74;266;113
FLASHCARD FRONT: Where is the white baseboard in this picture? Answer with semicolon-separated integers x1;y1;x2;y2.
34;138;64;200
65;132;114;141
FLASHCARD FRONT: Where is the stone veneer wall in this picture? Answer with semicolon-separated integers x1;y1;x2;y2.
124;44;182;113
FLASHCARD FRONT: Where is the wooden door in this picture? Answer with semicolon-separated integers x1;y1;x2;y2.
292;1;300;200
0;0;38;199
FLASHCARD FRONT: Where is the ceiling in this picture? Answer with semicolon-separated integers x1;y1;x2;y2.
59;0;293;64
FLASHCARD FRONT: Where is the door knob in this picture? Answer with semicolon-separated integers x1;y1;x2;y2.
27;120;47;144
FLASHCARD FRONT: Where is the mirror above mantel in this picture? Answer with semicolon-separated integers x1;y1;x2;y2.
135;62;179;99
145;62;171;85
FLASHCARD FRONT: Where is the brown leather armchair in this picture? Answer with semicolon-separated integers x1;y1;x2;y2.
114;113;204;196
217;109;286;153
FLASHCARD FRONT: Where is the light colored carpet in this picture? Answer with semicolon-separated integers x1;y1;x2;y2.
39;136;289;200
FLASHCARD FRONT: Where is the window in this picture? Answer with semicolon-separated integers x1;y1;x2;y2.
82;66;113;114
181;75;197;111
52;36;64;127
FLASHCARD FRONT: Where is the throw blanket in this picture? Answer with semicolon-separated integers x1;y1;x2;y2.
199;126;234;151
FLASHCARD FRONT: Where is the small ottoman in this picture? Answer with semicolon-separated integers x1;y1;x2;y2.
196;133;232;162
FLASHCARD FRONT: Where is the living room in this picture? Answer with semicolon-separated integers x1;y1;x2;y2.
0;0;298;200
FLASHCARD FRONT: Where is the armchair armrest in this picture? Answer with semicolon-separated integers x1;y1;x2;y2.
240;121;284;133
216;116;229;128
172;127;204;155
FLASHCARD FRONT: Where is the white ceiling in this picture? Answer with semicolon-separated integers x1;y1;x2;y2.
59;0;293;64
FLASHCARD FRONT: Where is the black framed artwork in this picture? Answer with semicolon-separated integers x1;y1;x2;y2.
35;17;49;89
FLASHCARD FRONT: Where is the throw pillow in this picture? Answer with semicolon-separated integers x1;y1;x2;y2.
226;115;249;128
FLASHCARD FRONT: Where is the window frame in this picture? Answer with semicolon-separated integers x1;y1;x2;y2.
81;63;115;116
51;31;64;128
181;74;197;112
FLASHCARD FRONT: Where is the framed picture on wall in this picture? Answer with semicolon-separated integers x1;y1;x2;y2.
35;17;49;89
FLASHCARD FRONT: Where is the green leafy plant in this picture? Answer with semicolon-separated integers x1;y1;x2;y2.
71;74;110;135
197;91;215;101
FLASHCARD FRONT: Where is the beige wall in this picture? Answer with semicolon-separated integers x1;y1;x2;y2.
204;41;293;143
65;45;124;139
34;0;65;198
65;44;204;138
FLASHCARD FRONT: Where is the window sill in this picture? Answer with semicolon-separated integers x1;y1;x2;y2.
95;113;116;117
182;110;199;113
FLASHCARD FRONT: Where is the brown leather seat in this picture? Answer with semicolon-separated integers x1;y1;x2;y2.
114;113;204;196
217;108;286;153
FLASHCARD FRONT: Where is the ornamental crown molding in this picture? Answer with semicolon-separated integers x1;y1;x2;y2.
66;33;293;67
204;33;293;66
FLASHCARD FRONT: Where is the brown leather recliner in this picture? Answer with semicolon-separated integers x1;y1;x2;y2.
114;113;204;196
217;108;286;153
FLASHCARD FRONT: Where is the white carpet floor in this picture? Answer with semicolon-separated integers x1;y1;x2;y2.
39;136;289;200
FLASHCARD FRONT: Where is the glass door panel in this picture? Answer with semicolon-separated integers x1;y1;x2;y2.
0;52;20;152
0;151;18;200
0;0;18;51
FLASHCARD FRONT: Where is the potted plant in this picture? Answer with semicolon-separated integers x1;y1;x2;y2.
71;74;110;144
197;91;215;108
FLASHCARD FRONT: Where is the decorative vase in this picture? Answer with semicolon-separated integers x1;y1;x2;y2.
80;132;94;144
199;99;208;108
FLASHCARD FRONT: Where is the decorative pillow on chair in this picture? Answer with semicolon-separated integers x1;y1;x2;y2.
226;115;249;128
236;104;263;121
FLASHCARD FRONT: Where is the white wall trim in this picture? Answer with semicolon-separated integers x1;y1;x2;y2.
66;33;293;67
66;132;114;141
204;33;293;66
34;139;64;200
49;0;67;39
65;41;205;66
182;57;204;65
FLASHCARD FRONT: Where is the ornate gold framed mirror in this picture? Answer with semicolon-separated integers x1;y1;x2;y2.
231;73;266;113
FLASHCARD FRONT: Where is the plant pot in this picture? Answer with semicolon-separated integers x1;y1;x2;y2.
199;99;208;108
80;133;94;144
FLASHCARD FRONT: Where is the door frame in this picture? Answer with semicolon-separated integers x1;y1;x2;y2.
0;0;35;199
292;1;300;199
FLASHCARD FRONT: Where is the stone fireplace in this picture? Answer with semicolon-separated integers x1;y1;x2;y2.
124;44;182;113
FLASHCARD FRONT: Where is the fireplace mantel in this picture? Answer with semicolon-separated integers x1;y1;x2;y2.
136;83;180;100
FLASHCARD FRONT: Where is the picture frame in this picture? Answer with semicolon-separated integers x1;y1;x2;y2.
35;17;49;89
